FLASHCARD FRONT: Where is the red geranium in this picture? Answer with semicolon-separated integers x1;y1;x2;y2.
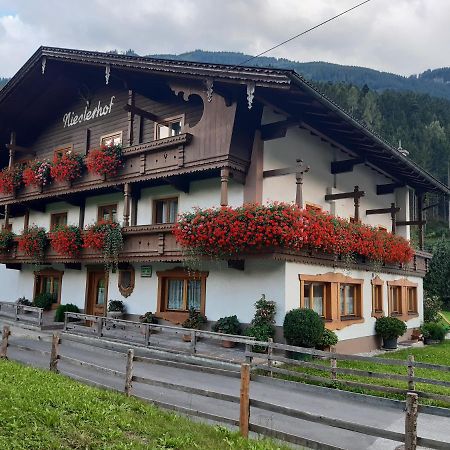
49;225;83;257
50;151;84;183
85;144;123;177
18;226;47;260
23;159;52;187
0;165;23;194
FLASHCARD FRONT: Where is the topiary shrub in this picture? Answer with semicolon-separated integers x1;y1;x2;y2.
212;315;241;335
245;295;276;349
54;303;80;322
317;328;339;350
283;308;324;348
33;293;55;311
375;316;407;340
423;295;443;323
421;322;448;343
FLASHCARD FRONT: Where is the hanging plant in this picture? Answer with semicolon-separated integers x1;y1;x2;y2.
18;225;48;260
49;225;83;257
50;151;84;183
0;229;15;252
83;220;123;268
0;165;23;194
23;159;52;188
85;144;123;177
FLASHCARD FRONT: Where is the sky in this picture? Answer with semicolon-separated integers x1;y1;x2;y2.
0;0;448;78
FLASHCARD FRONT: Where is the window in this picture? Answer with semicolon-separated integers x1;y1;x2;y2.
34;269;63;306
101;131;122;147
340;284;357;317
98;204;118;222
153;198;178;224
389;286;402;315
303;282;326;317
54;144;73;159
156;116;183;140
118;266;135;298
387;279;418;320
371;276;384;317
50;212;68;229
157;268;208;322
407;287;418;314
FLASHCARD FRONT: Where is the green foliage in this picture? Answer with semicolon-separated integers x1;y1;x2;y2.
424;239;450;303
245;295;276;345
139;311;158;324
283;308;324;348
0;229;14;251
54;304;80;322
317;328;339;349
423;295;444;323
212;315;242;335
33;293;54;311
107;300;124;312
182;307;206;329
421;322;448;341
375;316;407;340
16;297;32;306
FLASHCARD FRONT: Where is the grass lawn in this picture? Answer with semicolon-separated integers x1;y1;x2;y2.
273;341;450;408
0;360;290;450
440;310;450;325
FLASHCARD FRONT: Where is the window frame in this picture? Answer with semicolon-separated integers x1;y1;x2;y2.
153;197;179;224
100;131;123;147
33;269;64;307
387;278;418;320
50;212;68;229
371;276;384;318
97;204;118;222
154;115;185;140
53;143;73;159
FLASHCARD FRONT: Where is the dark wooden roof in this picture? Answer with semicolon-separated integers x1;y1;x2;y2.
1;46;448;195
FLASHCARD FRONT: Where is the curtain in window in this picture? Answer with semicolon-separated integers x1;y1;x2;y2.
187;280;201;311
340;285;355;315
167;279;184;310
168;200;178;223
312;284;324;316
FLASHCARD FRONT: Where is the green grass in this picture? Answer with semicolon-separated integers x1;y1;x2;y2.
440;310;450;324
0;360;291;450
270;341;450;408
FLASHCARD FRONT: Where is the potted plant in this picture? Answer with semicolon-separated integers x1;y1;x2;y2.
375;316;407;349
49;225;83;257
245;295;277;352
18;225;48;261
22;159;52;188
107;300;125;319
181;307;206;342
0;229;15;253
0;164;23;195
420;322;448;345
139;311;158;324
85;144;123;178
316;328;339;351
16;297;32;307
50;151;84;183
212;315;242;348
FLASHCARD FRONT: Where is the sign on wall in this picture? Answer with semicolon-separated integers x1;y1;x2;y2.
141;266;153;277
62;96;115;128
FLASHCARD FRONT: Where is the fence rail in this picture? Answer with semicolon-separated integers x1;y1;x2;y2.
0;301;43;326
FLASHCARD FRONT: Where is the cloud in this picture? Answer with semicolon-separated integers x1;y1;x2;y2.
0;0;447;77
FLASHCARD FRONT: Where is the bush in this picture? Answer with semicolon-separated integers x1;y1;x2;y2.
33;293;55;311
424;239;450;304
424;295;443;323
139;312;158;324
317;328;339;350
212;315;241;335
245;295;276;346
283;308;324;348
182;308;206;329
421;322;448;342
54;304;80;322
16;297;32;306
245;322;275;342
375;316;407;340
108;300;124;312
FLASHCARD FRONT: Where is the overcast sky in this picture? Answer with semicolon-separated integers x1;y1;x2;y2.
0;0;447;78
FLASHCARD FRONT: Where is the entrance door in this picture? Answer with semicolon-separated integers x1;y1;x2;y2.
86;270;108;316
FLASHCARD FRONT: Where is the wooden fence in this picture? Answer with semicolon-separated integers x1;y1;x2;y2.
0;301;43;327
1;324;449;450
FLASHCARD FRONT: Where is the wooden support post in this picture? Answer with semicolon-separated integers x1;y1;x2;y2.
49;333;60;373
190;330;197;354
23;209;30;232
4;205;9;230
123;183;131;227
405;392;418;450
0;325;10;358
124;348;134;396
407;355;415;392
78;199;86;229
220;168;230;207
127;90;135;147
8;131;16;168
325;185;365;221
354;185;361;222
330;346;337;382
245;342;253;364
267;337;273;377
144;323;150;346
239;363;251;438
63;312;69;331
295;159;310;208
417;193;425;251
96;317;103;337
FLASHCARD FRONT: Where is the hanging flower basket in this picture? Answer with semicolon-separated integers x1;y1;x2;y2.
18;226;48;260
83;220;123;268
85;144;123;177
50;151;84;183
49;225;83;257
0;165;23;194
173;203;413;265
23;159;52;188
0;229;15;253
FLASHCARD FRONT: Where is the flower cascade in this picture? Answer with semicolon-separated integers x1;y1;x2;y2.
0;229;15;252
0;165;23;194
173;203;413;265
50;151;84;183
18;225;48;260
49;225;83;257
85;144;123;177
23;159;52;187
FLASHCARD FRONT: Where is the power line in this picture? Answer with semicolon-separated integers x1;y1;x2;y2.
235;0;374;68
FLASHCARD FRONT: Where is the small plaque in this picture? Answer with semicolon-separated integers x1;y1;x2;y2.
141;265;152;277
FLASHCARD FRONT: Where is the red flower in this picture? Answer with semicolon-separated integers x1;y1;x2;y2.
0;165;23;194
18;226;47;260
85;144;123;177
49;225;83;257
51;152;84;183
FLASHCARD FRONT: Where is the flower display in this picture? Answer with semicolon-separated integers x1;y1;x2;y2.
49;225;83;257
0;229;15;252
18;225;48;260
85;144;123;177
50;151;84;183
0;165;23;194
173;203;413;265
83;220;123;267
22;159;52;187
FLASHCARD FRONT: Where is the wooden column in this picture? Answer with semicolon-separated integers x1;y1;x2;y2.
239;363;250;438
8;131;16;168
49;333;60;373
354;185;361;222
23;209;30;232
123;183;131;227
3;205;9;230
78;199;86;229
417;193;425;250
325;186;365;221
405;392;418;450
124;348;134;396
0;325;10;358
220;168;230;207
127;90;135;147
295;159;310;208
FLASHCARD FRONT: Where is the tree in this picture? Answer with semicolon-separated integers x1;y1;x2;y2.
424;239;450;305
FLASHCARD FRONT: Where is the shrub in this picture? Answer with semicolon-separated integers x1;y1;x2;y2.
33;293;55;311
317;328;339;350
283;308;324;348
421;322;448;342
424;295;443;323
54;303;80;322
375;316;407;340
212;315;241;335
245;295;276;346
139;312;158;324
182;308;206;329
108;300;124;312
424;239;450;304
16;297;32;306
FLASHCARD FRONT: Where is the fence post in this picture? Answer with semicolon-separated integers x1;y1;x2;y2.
14;304;19;321
0;325;10;358
245;342;253;364
38;308;43;327
267;338;273;377
144;323;150;346
407;355;415;392
124;349;134;396
190;330;197;355
405;391;418;450
49;333;60;373
240;363;250;438
96;317;103;337
63;312;68;331
330;346;337;382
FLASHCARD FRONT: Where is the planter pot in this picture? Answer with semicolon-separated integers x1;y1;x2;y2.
182;333;192;342
107;311;123;319
382;337;398;349
221;339;236;348
424;338;441;345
